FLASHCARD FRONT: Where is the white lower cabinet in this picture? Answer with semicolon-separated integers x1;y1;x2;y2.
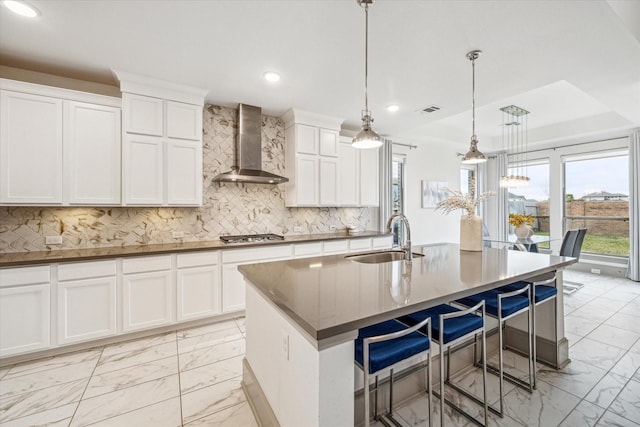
0;237;388;359
0;266;51;357
57;260;117;345
221;245;292;313
122;256;173;332
176;252;221;321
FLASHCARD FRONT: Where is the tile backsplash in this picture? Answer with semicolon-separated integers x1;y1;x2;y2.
0;105;376;253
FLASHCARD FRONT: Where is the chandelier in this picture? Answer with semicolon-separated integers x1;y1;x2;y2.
499;105;530;188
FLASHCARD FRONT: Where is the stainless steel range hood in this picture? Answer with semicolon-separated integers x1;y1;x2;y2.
213;104;288;184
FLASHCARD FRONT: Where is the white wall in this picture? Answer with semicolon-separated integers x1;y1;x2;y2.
394;141;463;245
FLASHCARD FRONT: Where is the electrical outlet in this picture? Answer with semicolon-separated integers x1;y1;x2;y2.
591;268;601;274
293;226;302;233
281;331;289;361
45;235;62;245
172;231;185;239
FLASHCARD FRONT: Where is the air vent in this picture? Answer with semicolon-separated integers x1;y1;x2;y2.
421;105;441;113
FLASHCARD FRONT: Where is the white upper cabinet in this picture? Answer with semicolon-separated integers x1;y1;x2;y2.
282;109;343;207
123;93;163;136
337;136;380;207
319;128;339;157
123;135;164;205
65;101;121;205
114;71;208;207
1;90;63;204
0;79;121;206
337;141;359;206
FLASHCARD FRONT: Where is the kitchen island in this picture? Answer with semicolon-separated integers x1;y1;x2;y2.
238;243;577;427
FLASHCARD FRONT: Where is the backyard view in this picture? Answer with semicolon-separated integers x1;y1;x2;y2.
508;154;630;257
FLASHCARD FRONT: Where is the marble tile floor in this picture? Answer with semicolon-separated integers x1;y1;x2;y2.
0;270;639;426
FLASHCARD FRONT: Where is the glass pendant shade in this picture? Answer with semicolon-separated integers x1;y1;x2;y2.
499;105;530;187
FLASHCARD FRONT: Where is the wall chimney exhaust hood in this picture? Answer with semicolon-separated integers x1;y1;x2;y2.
213;104;288;184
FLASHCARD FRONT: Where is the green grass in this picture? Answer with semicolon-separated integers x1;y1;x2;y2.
582;234;629;257
533;231;629;256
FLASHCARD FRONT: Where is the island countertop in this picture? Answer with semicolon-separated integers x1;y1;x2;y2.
239;243;577;343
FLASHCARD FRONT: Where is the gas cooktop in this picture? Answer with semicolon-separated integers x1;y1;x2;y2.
219;233;285;244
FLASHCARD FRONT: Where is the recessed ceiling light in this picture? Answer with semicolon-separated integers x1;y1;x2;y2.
3;0;40;18
386;104;400;113
263;71;280;83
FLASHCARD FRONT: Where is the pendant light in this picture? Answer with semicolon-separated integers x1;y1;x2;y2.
461;50;487;164
352;0;382;149
499;105;531;188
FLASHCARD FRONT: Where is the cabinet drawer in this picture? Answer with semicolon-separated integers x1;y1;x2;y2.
293;242;323;258
349;238;372;252
58;260;116;281
123;255;172;274
323;240;349;254
222;245;292;264
177;251;219;268
0;265;50;288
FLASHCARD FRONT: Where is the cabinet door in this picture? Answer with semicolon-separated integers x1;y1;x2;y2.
296;124;318;154
177;265;221;321
122;270;173;332
319;157;338;206
222;264;246;313
65;101;121;205
123;93;163;136
0;284;50;356
338;142;359;206
167;101;202;141
359;147;380;206
294;155;318;206
0;90;63;204
58;277;117;345
166;140;202;205
123;135;164;205
319;128;338;157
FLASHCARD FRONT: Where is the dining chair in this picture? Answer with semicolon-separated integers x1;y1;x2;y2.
563;228;587;294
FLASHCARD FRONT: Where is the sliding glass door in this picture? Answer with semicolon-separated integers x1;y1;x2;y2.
563;151;629;256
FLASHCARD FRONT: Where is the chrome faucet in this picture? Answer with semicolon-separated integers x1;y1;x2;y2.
385;210;412;261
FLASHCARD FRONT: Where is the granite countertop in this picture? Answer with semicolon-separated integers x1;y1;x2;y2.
0;231;390;268
238;243;578;343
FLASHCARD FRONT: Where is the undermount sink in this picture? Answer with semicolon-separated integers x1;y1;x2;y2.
345;250;425;264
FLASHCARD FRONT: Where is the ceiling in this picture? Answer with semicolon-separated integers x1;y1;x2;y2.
1;0;639;150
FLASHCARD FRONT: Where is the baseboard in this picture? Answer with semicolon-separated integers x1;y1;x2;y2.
242;357;280;427
504;325;570;369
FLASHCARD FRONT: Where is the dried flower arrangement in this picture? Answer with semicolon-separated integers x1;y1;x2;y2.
435;175;495;220
509;213;535;227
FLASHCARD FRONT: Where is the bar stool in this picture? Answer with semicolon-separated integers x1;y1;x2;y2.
499;274;558;384
455;285;533;417
355;317;432;427
398;302;488;427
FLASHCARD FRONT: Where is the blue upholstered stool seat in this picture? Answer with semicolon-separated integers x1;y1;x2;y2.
499;281;557;303
457;289;530;318
355;319;430;374
398;304;483;344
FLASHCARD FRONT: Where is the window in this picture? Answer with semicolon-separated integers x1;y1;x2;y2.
507;161;550;247
392;156;406;246
563;151;629;257
460;166;475;196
